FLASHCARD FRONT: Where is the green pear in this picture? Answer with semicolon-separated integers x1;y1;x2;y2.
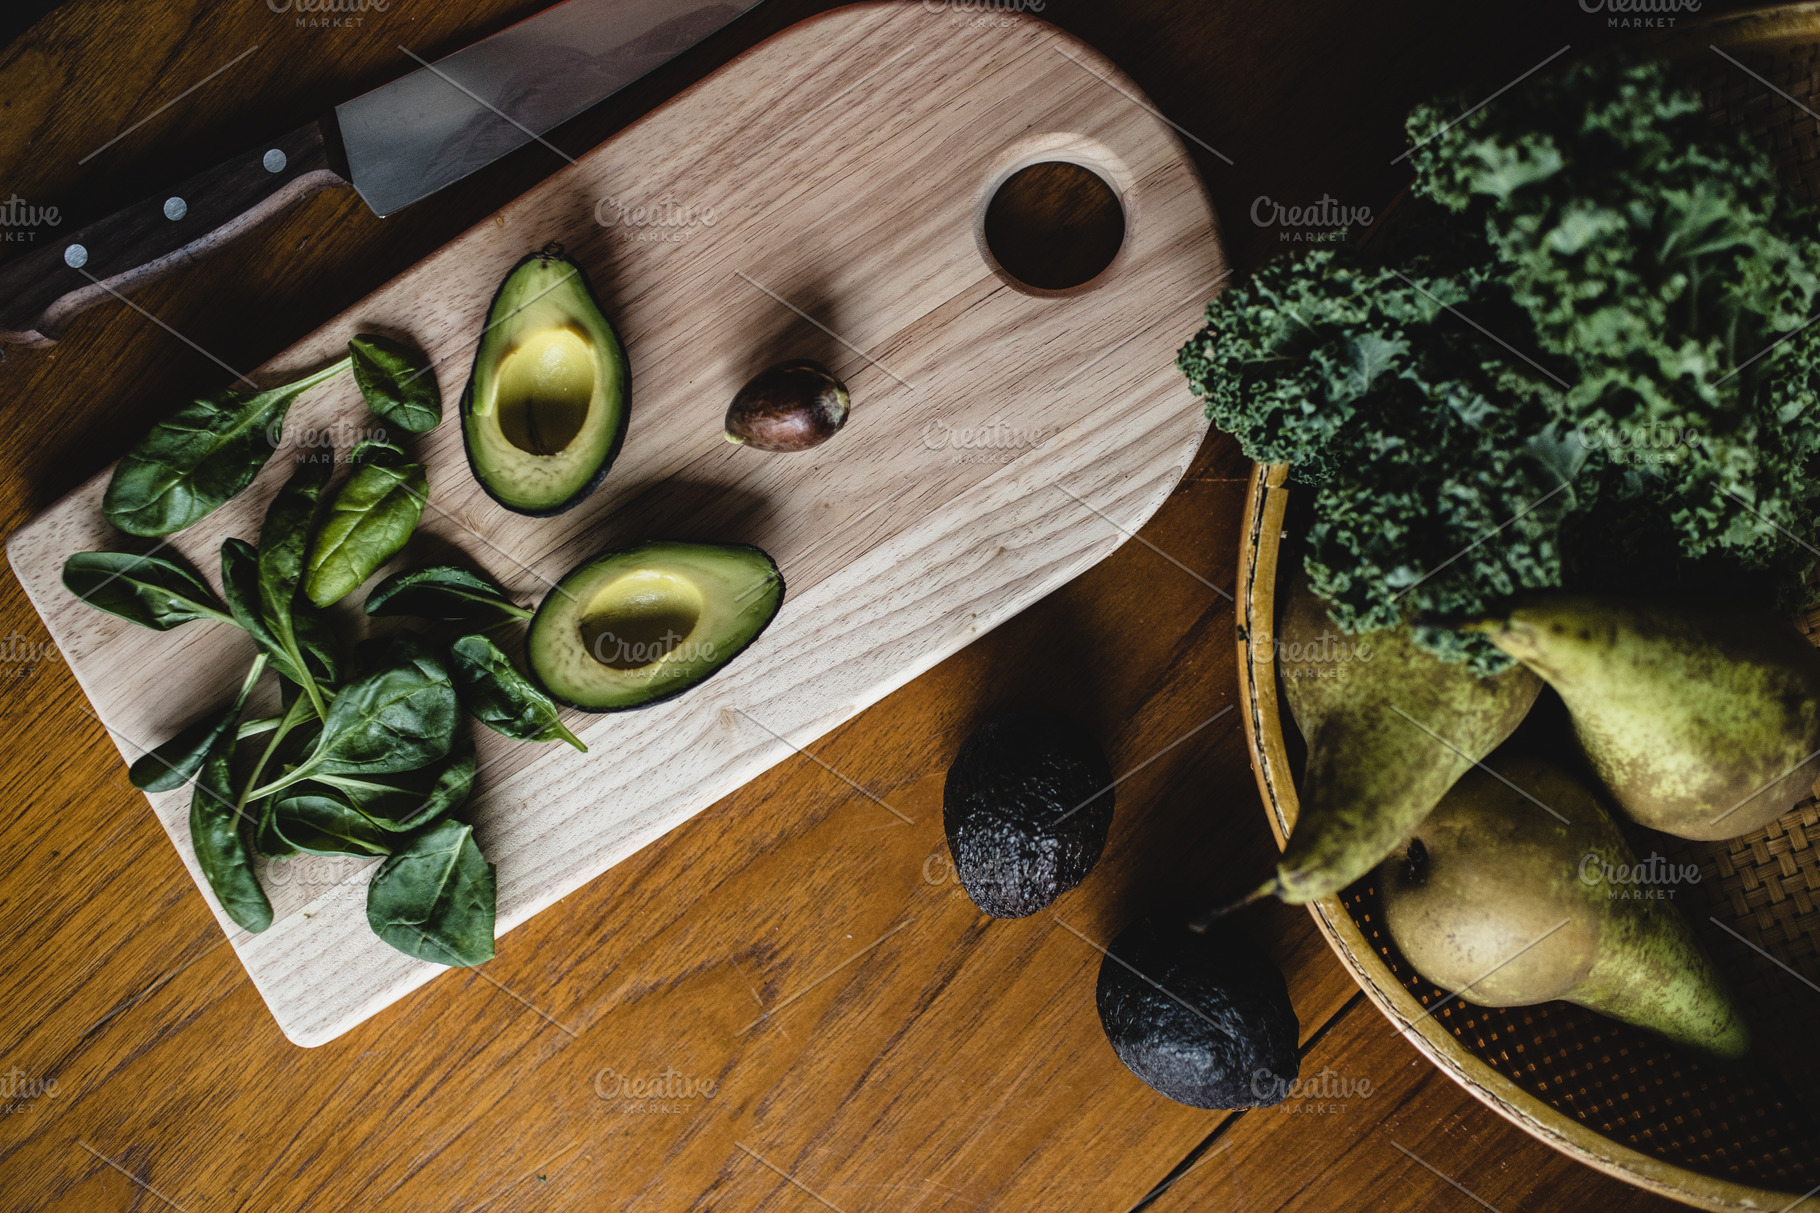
1266;572;1541;904
1379;756;1749;1061
1474;596;1820;840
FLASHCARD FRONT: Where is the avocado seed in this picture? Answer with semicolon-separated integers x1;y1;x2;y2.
723;360;850;452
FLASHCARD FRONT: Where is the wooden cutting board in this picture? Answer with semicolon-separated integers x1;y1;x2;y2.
6;0;1222;1045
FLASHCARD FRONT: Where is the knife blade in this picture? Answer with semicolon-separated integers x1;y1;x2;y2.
339;0;753;217
0;0;759;346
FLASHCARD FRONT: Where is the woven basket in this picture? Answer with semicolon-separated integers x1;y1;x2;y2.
1236;10;1820;1208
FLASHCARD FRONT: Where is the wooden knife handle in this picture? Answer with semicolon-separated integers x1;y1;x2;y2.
0;120;353;347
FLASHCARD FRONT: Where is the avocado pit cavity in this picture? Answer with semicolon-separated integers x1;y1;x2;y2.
578;572;704;670
496;328;594;456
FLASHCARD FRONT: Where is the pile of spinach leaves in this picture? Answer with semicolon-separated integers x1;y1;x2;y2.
62;336;584;967
1178;57;1820;671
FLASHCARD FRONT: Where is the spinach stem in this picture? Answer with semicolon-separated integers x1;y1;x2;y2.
235;653;269;703
245;740;323;803
287;639;328;719
236;692;317;813
245;767;308;804
312;773;404;795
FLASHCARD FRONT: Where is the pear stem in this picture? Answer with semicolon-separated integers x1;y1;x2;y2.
1188;879;1277;932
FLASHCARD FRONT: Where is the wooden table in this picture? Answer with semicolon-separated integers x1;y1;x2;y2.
0;1;1701;1209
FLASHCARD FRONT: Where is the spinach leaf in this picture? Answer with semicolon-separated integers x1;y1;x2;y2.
257;455;335;697
222;538;324;713
189;721;273;933
62;550;235;631
133;708;236;791
257;456;332;621
291;603;344;685
364;565;532;628
271;792;396;857
253;791;295;859
449;634;586;751
349;435;408;466
313;742;476;833
366;819;495;966
311;639;456;775
355;628;443;676
304;461;428;608
103;358;351;537
130;655;267;792
349;334;441;433
253;639;456;797
221;538;280;653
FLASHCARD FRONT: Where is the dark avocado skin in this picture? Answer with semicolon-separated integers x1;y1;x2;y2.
1096;916;1299;1109
942;707;1114;918
525;540;785;713
459;248;631;518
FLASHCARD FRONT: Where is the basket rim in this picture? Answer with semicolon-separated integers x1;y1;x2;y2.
1236;463;1819;1213
1647;0;1820;58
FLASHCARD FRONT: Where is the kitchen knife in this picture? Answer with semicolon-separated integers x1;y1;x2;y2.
0;0;757;347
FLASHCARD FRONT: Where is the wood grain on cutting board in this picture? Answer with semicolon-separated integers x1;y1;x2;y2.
5;2;1221;1044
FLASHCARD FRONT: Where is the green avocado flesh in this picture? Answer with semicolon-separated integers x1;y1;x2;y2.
528;541;784;711
461;250;629;515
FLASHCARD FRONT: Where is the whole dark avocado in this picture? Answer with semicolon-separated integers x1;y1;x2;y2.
1096;916;1298;1109
942;707;1114;918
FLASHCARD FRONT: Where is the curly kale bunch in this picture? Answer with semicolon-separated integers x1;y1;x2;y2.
1179;57;1820;670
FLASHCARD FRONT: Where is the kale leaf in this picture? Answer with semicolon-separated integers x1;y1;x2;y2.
1180;58;1820;670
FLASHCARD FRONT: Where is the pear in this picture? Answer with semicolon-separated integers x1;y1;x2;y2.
1475;596;1820;840
1379;756;1749;1061
1264;571;1541;904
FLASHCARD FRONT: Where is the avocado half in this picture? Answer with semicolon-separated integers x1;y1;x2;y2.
528;540;785;711
460;248;630;515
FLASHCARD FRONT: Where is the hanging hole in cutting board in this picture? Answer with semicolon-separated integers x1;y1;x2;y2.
981;161;1125;292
